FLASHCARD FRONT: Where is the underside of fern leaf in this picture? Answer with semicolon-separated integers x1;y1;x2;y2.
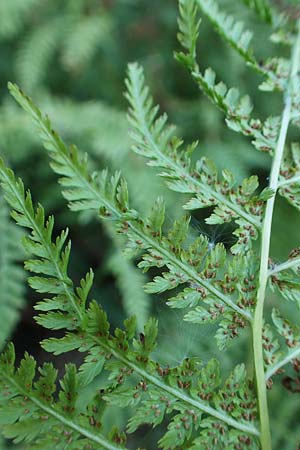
0;159;260;449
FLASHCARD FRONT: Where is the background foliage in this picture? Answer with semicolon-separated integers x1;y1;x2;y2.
0;0;299;449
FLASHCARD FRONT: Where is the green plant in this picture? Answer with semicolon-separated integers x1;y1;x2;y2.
0;0;300;449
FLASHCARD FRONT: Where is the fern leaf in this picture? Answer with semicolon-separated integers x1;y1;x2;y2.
176;0;287;150
125;63;267;254
0;159;88;328
43;305;260;444
7;83;257;349
265;309;300;380
0;344;127;449
196;0;256;64
0;161;260;446
199;0;291;94
278;143;300;210
269;261;300;307
16;18;65;92
61;15;113;71
242;0;274;23
177;0;201;67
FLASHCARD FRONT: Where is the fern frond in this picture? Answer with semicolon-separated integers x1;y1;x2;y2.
0;343;127;450
264;309;300;380
0;161;260;446
195;0;287;91
72;310;259;443
269;245;300;276
196;0;256;64
7;83;258;349
61;15;113;71
284;136;300;189
1;1;300;448
0;197;25;347
16;18;65;92
176;0;289;151
0;315;260;448
269;255;300;307
0;159;87;329
242;0;274;23
177;0;201;67
125;63;270;255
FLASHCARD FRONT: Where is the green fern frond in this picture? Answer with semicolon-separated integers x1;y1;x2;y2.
196;0;256;64
177;0;201;67
125;63;271;255
180;0;283;83
176;0;290;150
0;197;25;348
7;84;260;343
0;159;87;329
269;250;300;307
242;0;274;23
0;315;260;448
0;343;127;450
264;309;300;380
0;160;260;446
61;15;113;71
278;143;300;210
193;68;282;151
195;1;286;91
15;18;65;92
0;2;299;448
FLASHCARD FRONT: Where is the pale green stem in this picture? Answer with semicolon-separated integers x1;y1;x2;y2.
253;20;300;450
269;256;300;276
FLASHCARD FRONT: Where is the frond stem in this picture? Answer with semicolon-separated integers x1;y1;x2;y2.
253;19;300;450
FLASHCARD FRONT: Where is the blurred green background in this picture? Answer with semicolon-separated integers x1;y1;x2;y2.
0;1;299;449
